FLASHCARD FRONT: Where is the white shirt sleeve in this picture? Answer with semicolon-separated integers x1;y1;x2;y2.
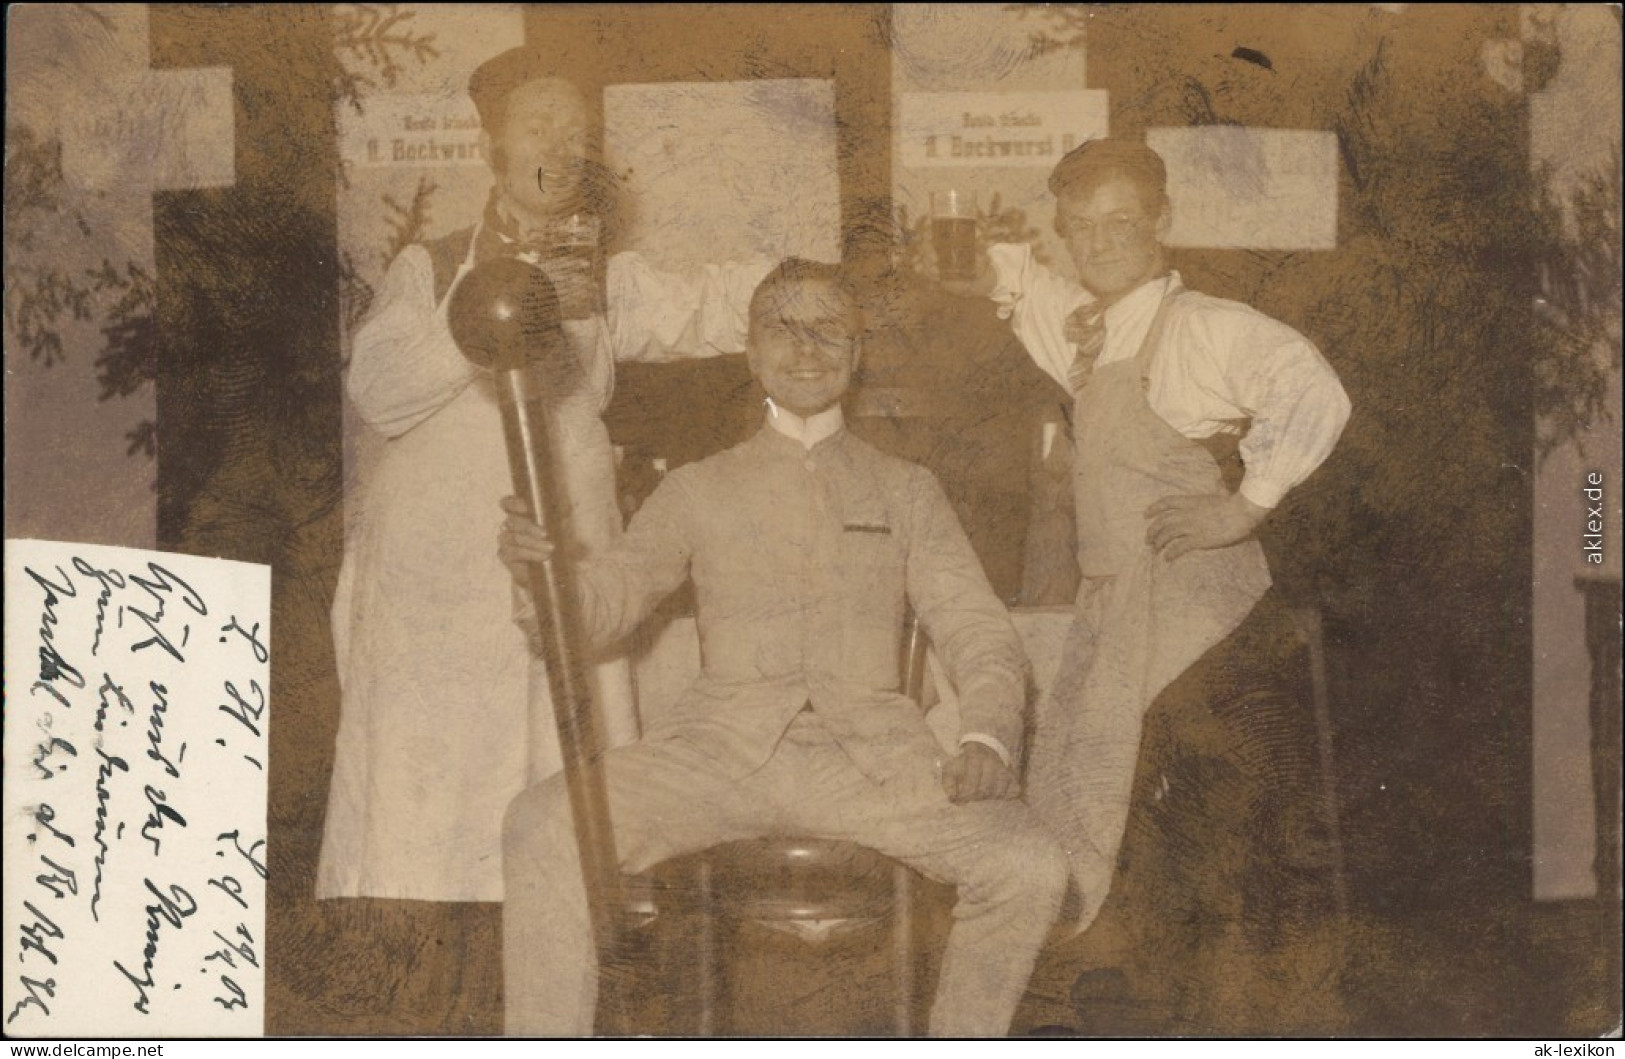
1184;303;1352;509
346;245;478;439
605;251;778;362
987;242;1093;390
957;732;1014;769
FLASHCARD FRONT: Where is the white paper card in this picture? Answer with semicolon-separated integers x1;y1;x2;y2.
3;540;270;1037
604;79;842;269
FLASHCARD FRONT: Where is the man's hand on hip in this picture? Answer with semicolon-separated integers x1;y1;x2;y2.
1144;492;1268;561
940;742;1017;803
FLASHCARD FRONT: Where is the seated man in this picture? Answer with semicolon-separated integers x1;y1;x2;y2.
499;258;1068;1037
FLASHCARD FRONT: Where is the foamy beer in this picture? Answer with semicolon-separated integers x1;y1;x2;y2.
930;189;979;282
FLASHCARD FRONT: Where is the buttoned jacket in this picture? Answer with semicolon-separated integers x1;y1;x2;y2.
575;426;1028;781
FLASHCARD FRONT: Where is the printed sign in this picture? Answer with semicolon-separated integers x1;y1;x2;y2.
338;93;488;170
62;66;235;192
897;91;1108;168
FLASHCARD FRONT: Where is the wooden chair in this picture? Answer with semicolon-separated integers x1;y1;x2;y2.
1288;604;1349;923
521;543;932;1035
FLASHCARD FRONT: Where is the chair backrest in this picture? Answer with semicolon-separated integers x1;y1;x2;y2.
901;609;930;705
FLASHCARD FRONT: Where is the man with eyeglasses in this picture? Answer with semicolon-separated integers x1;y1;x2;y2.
955;138;1352;1030
499;258;1068;1037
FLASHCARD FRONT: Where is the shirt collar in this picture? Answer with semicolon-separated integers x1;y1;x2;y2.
763;399;845;450
1101;271;1181;330
477;193;556;261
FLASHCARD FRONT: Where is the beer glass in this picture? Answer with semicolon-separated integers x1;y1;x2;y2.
549;212;604;320
930;189;979;282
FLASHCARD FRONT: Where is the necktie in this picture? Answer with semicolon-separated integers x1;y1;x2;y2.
1065;305;1106;392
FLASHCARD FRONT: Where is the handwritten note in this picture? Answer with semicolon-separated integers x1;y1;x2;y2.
3;540;270;1037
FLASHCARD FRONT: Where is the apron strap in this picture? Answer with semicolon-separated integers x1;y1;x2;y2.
426;224;479;307
1136;284;1253;494
1134;281;1184;387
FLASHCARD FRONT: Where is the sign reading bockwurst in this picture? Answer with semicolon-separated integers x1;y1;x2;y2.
897;91;1108;168
338;93;487;170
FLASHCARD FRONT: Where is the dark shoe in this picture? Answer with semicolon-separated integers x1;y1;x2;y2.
1070;967;1172;1036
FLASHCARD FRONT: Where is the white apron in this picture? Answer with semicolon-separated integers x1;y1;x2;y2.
1026;288;1272;932
321;235;638;902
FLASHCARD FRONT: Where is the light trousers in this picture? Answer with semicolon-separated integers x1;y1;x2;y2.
502;711;1067;1037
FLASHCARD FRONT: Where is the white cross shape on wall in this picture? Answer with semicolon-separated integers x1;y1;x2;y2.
6;3;237;548
50;5;236;196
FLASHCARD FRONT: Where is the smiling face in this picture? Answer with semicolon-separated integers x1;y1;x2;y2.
1055;174;1171;302
747;276;862;418
484;78;589;229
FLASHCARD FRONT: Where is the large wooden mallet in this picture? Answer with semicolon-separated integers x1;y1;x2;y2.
447;257;623;952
